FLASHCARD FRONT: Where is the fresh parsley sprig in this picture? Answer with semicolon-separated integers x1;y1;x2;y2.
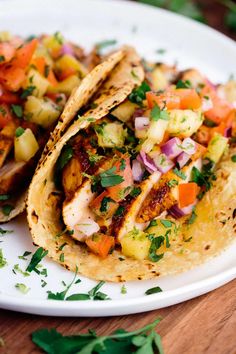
26;247;48;274
32;317;164;354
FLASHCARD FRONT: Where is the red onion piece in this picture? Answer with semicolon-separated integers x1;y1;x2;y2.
205;78;217;90
168;203;194;219
181;138;196;155
202;97;213;112
133;108;145;119
137;151;157;174
161;137;182;159
135;117;150;130
153;153;174;174
61;43;74;56
176;151;191;168
132;159;144;182
224;126;232;138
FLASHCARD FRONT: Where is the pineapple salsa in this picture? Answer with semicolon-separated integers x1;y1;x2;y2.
59;62;236;262
0;31;103;215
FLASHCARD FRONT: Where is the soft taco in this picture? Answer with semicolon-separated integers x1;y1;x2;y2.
0;31;123;222
27;53;236;282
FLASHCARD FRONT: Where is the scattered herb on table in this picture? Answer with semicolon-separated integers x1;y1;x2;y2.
26;247;48;274
145;286;163;295
32;317;163;354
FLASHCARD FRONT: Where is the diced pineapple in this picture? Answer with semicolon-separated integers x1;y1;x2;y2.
204;133;228;163
0;31;12;42
142;119;168;153
34;44;53;66
24;69;49;98
55;54;88;78
121;228;151;260
217;80;236;103
47;75;80;95
24;96;61;128
95;121;127;148
14;128;39;162
151;67;168;91
112;100;137;123
42;33;64;56
167;109;203;138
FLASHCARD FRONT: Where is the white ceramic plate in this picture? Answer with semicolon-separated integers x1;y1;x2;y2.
0;0;236;317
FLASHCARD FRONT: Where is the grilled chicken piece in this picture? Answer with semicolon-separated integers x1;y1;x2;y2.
0;160;28;194
0;134;13;168
110;171;161;242
136;158;202;223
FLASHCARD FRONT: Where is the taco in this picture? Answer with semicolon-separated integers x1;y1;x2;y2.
0;31;124;222
27;54;236;282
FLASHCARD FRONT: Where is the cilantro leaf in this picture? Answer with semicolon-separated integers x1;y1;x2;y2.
145;286;163;295
20;86;36;99
160;219;173;228
11;104;23;118
130;187;141;198
100;166;124;187
128;82;151;105
176;79;192;89
0;194;10;201
0;249;7;268
150;104;169;121
100;196;115;213
26;247;48;273
56;145;73;170
1;204;14;216
148;235;165;262
95;39;117;53
0;227;13;235
15;127;25;137
173;168;187;180
15;283;30;294
186;206;197;225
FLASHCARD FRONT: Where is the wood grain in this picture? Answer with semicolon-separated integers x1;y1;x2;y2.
0;279;235;354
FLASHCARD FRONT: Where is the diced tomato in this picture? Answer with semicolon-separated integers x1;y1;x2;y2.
90;190;118;218
12;38;38;69
0;43;15;64
85;233;115;258
107;156;133;202
0;66;26;91
0;84;20;104
178;182;199;208
31;56;58;86
174;89;202;110
47;69;58;86
0;103;13;129
146;91;180;110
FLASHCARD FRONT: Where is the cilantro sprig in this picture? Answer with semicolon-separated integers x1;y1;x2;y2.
26;247;48;274
32;317;163;354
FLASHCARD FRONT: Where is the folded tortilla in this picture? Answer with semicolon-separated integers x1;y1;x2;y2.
0;50;124;223
27;48;236;282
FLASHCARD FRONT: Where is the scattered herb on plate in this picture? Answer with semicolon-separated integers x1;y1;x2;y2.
26;247;48;274
0;249;7;268
18;251;32;260
15;283;30;294
0;227;13;235
13;264;30;277
145;286;163;295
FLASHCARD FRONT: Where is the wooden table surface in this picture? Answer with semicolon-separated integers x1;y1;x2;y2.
0;279;235;353
1;1;236;353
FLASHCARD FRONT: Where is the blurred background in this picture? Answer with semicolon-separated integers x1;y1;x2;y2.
132;0;236;40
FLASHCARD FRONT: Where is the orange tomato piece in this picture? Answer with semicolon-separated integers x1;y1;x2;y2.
85;233;115;258
12;38;38;69
0;103;13;129
31;56;58;86
0;84;20;104
0;66;26;92
90;190;118;218
146;91;180;110
0;43;15;64
203;89;233;124
174;89;202;110
178;182;199;208
107;157;133;202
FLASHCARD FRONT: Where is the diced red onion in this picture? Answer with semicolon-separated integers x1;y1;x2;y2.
205;78;217;90
224;126;232;138
132;159;144;182
161;137;182;159
176;152;191;168
202;97;213;112
168;203;194;219
74;218;100;241
137;151;157;174
135;117;150;130
181;138;196;155
153;153;174;174
61;43;74;56
133;108;145;119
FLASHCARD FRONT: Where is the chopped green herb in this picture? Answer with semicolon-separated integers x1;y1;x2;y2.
95;39;117;53
121;284;127;294
204;119;217;128
0;227;13;235
87;150;103;165
32;317;163;353
191;161;215;198
150;104;169;121
15;127;25;137
2;204;14;216
41;280;47;288
176;80;192;89
160;219;173;228
26;247;48;274
18;251;32;260
128;81;151;105
130;186;141;198
11;104;23;118
59;253;64;262
165;230;171;248
173;168;187;180
56;145;73;170
54;31;64;45
0;249;7;268
120;158;126;171
20;86;36;99
167;179;179;187
156;48;166;54
0;55;5;62
100;166;124;187
114;205;125;217
0;194;10;201
231;155;236;162
149;219;158;227
44;65;50;78
184;236;193;242
145;286;163;295
58;242;67;251
13;264;30;277
90;102;98;109
100;196;115;213
186;207;197;225
47;267;79;301
15;283;30;294
131;69;139;79
148;235;164;262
